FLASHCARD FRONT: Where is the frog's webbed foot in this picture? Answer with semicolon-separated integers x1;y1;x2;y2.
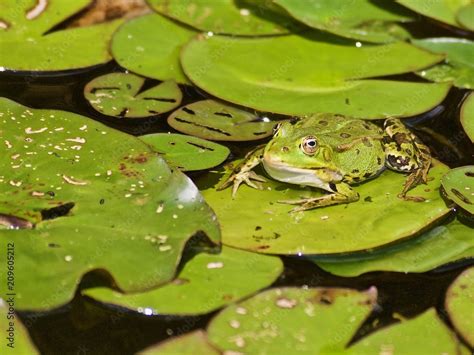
218;170;267;198
278;182;359;212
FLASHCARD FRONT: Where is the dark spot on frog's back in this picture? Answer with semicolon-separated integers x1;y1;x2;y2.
351;169;359;174
318;120;328;126
362;138;372;147
377;157;382;165
340;133;351;138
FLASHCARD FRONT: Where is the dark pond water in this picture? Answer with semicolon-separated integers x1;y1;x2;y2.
1;14;473;355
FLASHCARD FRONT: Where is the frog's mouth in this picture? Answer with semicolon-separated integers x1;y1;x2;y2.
262;156;343;188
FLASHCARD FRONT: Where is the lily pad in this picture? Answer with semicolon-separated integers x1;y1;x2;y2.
181;34;450;118
207;287;377;353
111;13;196;84
0;0;123;72
84;73;182;118
445;266;474;347
398;0;472;29
0;97;220;310
140;133;230;171
274;0;413;43
457;4;474;31
198;160;451;255
461;92;474;142
413;38;474;89
168;100;277;141
83;246;283;315
0;299;39;353
314;219;474;277
147;0;296;36
140;330;218;355
347;309;462;354
441;166;474;214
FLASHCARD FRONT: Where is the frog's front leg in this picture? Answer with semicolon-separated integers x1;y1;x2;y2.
383;118;431;201
217;145;267;198
279;181;359;212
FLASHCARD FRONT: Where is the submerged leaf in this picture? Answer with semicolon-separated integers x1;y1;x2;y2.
0;98;220;310
84;73;182;118
441;166;474;214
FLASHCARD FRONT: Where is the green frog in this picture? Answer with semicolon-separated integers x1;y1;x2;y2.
219;114;431;212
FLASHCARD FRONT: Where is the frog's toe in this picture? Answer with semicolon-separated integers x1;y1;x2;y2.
248;171;267;182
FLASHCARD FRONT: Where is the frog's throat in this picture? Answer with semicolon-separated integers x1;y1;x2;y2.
262;157;343;188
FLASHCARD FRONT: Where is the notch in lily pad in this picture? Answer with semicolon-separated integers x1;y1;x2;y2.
441;166;474;214
140;133;230;171
167;100;278;141
84;73;182;118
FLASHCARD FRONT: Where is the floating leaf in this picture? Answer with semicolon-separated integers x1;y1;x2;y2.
461;92;474;142
140;133;230;171
0;299;39;353
457;4;474;31
274;0;413;43
347;309;463;354
398;0;472;30
168;100;276;141
111;14;196;84
148;0;297;36
314;219;473;277
84;73;182;118
83;246;283;315
413;38;474;89
198;160;450;255
0;0;122;72
181;34;450;118
445;267;474;347
140;331;218;355
441;166;474;214
0;98;220;310
207;287;377;353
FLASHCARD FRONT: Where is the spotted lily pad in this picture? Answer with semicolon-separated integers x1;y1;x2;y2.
111;14;196;84
413;38;474;89
168;100;277;141
0;0;123;72
445;266;474;347
441;166;474;214
314;219;474;277
275;0;413;43
84;73;182;118
83;246;283;315
141;330;218;355
207;287;377;353
0;299;39;353
181;34;450;118
0;97;220;310
457;4;474;31
198;160;450;255
140;133;230;171
148;0;296;36
398;0;472;30
461;92;474;142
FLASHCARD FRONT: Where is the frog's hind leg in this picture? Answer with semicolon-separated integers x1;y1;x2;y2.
383;118;431;200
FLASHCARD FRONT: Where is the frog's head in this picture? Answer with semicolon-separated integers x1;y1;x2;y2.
262;120;343;186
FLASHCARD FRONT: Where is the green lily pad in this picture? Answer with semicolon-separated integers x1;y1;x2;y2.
168;100;277;141
181;34;450;118
0;97;220;310
111;14;196;84
83;246;283;315
147;0;296;36
457;4;474;30
441;166;474;214
198;160;450;255
207;287;377;353
313;219;474;277
140;133;230;171
274;0;413;43
461;92;474;142
84;73;182;118
445;266;474;347
0;0;122;72
140;330;218;355
413;38;474;89
0;299;39;353
347;309;462;354
398;0;472;29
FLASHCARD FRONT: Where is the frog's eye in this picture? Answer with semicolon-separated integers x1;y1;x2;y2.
301;136;318;155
